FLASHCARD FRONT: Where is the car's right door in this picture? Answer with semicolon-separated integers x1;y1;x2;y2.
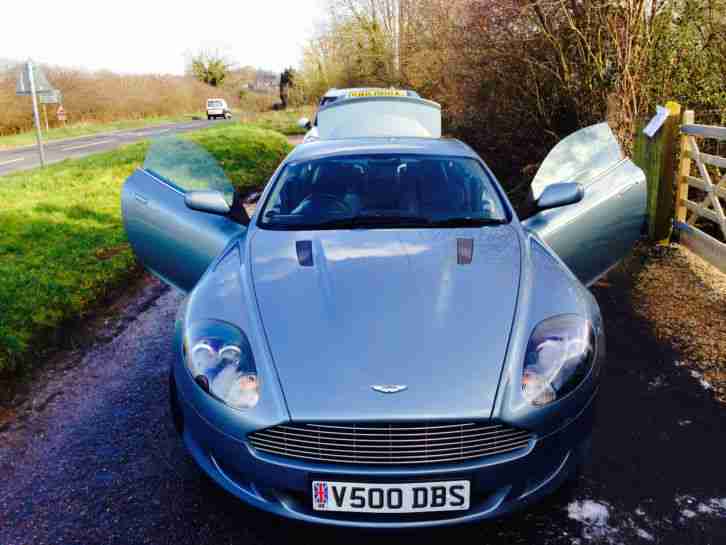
522;123;646;286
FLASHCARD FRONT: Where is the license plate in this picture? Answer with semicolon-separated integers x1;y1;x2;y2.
311;480;470;513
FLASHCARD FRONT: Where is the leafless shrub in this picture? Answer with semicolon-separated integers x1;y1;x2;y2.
0;66;239;135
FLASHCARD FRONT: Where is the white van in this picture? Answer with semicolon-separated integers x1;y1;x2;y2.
206;99;232;120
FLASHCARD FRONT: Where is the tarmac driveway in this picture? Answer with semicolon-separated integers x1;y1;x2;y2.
0;262;724;544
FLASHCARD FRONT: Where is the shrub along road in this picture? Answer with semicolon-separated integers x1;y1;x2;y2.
0;256;724;544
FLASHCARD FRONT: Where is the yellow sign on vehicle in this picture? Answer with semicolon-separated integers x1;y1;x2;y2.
348;89;407;98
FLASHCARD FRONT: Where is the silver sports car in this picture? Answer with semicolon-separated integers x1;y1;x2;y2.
122;112;645;527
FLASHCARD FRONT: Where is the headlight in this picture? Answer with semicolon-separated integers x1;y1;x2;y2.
183;320;260;409
522;315;595;407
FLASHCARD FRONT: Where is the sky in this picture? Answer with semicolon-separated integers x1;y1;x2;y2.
1;0;324;74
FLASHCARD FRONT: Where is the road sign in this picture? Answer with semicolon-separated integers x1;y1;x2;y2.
16;63;53;96
40;89;62;104
16;61;47;166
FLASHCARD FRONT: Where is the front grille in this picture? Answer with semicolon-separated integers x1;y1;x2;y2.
248;422;533;465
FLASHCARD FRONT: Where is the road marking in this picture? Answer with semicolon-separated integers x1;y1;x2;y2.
61;139;114;152
0;157;24;166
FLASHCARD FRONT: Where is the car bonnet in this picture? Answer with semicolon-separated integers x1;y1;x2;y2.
248;225;522;421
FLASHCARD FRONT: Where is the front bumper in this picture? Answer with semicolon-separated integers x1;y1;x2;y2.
171;367;596;528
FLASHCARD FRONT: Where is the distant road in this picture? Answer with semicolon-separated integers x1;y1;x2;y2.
0;118;230;176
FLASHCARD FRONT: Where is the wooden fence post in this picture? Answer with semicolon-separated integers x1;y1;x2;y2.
633;101;682;241
675;110;695;223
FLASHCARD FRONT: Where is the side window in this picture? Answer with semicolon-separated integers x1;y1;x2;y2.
143;136;234;204
530;123;623;199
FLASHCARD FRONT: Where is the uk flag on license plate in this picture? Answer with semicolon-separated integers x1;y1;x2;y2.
313;481;329;509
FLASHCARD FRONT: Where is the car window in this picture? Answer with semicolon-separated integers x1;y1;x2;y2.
143;136;235;205
258;154;507;230
207;100;224;108
313;96;339;127
530;122;623;199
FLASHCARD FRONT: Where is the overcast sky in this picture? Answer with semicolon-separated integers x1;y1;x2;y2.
2;0;324;74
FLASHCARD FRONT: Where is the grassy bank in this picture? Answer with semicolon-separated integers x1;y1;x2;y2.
0;125;291;376
246;106;315;136
0;113;206;150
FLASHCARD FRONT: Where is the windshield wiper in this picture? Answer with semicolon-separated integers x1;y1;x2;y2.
428;217;507;227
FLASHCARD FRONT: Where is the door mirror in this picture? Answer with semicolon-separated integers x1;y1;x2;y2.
297;117;312;130
185;190;232;215
536;183;584;211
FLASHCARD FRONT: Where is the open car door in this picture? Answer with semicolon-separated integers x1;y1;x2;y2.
522;123;646;286
121;137;244;292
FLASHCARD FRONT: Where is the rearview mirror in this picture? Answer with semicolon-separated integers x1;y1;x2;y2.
297;117;311;130
536;182;584;211
185;190;232;215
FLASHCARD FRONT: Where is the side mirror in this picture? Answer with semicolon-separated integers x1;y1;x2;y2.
536;182;584;211
297;117;312;130
185;190;231;215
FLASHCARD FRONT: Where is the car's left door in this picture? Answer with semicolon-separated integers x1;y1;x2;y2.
121;138;244;292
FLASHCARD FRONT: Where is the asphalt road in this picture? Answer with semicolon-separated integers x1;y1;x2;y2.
0;118;229;176
0;265;724;544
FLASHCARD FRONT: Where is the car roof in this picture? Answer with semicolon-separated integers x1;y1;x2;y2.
323;88;420;99
286;137;478;163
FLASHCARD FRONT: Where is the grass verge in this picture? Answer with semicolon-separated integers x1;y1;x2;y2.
0;113;206;150
244;106;315;136
0;125;291;376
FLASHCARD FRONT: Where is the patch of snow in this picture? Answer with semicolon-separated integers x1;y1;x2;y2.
568;500;610;526
696;498;726;517
676;494;696;505
568;499;657;543
678;419;692;426
648;376;666;389
688;369;712;390
682;509;697;518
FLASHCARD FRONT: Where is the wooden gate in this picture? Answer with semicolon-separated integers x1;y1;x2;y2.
675;111;726;273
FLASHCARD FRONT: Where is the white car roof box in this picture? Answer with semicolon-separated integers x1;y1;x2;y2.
317;96;442;139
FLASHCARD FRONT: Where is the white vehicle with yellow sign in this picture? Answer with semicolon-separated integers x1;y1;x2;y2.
297;88;425;143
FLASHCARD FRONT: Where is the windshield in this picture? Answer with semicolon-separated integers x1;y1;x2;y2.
313;96;340;127
258;154;507;230
207;100;223;108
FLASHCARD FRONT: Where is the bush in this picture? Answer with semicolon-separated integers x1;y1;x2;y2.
296;0;726;204
0;67;239;136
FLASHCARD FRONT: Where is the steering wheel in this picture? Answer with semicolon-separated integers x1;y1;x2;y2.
308;193;353;215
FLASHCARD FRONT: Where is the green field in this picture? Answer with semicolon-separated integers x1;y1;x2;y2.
0;124;292;376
